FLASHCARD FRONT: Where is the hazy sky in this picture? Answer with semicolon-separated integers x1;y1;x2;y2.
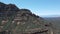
0;0;60;17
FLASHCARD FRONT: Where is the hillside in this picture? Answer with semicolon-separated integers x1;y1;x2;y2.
0;2;60;34
0;2;49;34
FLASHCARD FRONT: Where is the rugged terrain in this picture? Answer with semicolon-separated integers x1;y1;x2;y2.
0;2;60;34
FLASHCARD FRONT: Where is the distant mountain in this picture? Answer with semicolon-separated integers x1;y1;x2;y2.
44;17;60;29
43;17;60;34
42;15;60;18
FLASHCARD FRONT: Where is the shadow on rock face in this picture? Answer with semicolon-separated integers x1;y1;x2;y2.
0;31;6;34
0;31;11;34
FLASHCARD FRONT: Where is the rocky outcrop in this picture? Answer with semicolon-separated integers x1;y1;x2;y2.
0;2;19;11
0;2;19;17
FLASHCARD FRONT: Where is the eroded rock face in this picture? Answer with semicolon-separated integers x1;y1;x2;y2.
0;2;19;17
0;2;19;11
0;2;49;34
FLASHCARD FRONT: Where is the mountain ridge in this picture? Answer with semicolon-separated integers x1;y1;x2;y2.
0;2;49;34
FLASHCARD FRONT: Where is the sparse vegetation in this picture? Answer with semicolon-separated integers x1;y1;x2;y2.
0;2;60;34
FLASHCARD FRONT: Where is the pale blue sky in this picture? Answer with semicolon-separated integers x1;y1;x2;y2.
0;0;60;17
